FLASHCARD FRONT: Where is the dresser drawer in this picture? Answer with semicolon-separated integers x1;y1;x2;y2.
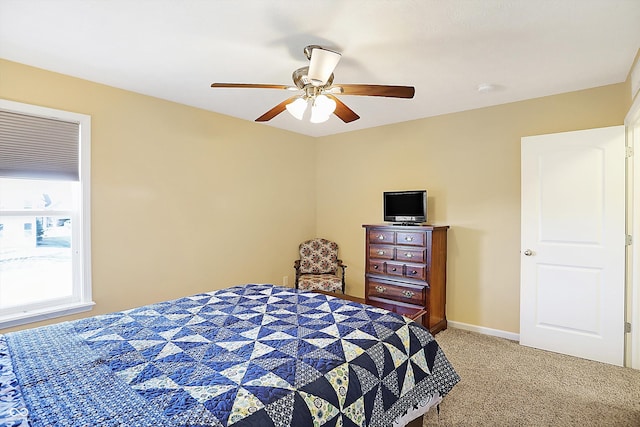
368;280;425;306
385;261;405;276
369;244;394;260
369;230;395;244
404;264;427;281
367;260;385;274
396;231;425;246
395;248;425;263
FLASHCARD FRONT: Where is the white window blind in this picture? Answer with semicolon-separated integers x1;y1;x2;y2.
0;109;79;181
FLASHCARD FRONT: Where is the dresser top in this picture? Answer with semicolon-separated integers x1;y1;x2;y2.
363;224;449;231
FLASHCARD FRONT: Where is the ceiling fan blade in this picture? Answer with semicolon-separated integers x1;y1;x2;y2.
211;83;292;90
336;84;415;99
326;94;360;123
255;96;299;122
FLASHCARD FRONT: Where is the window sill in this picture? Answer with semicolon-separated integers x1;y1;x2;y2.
0;301;95;330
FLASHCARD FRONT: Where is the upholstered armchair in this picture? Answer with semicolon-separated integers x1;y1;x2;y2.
294;238;346;293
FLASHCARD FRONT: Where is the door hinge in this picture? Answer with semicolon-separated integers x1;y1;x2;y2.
626;235;633;245
625;322;632;333
626;146;634;158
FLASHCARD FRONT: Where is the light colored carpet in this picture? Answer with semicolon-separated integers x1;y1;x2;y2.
422;328;640;426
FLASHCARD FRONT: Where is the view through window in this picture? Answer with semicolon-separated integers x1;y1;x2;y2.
0;178;76;312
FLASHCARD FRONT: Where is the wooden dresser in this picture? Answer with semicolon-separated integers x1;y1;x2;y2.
363;224;449;334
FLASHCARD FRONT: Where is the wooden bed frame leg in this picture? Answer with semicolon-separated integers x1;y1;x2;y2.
406;415;424;427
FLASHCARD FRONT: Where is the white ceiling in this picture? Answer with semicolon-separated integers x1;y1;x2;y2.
1;0;639;137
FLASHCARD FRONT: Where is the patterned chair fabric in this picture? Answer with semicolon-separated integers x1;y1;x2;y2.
295;238;346;293
299;238;339;274
297;274;343;293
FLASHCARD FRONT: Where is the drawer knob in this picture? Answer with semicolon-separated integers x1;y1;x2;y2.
391;267;397;272
375;285;387;293
405;253;412;258
378;235;385;240
377;250;385;255
402;290;415;298
373;265;379;270
409;270;418;275
405;236;413;242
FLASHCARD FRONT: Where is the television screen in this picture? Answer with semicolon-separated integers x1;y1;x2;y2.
384;190;427;224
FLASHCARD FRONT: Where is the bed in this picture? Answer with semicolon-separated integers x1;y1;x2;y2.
1;284;459;427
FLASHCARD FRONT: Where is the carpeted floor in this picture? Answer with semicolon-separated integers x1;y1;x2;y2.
422;328;640;426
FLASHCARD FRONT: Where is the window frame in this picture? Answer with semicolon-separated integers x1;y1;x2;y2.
0;99;93;329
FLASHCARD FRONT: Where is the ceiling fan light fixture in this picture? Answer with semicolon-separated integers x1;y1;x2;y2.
310;110;331;123
308;47;341;86
310;94;336;123
285;97;308;120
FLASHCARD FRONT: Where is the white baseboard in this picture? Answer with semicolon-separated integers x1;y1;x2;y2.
447;320;520;342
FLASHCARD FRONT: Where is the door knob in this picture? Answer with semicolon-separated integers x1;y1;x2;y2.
523;249;533;256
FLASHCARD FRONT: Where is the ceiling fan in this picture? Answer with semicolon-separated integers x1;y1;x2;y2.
211;45;415;124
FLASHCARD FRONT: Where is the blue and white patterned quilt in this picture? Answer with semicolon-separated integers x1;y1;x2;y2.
1;284;459;427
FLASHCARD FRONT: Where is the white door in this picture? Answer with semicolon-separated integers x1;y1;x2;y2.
520;125;625;366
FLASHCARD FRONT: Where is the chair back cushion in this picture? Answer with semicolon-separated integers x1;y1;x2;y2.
299;238;339;274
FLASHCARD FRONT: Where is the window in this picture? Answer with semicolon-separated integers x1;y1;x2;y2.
0;100;92;328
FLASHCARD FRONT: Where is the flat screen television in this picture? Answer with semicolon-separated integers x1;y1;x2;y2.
383;190;427;224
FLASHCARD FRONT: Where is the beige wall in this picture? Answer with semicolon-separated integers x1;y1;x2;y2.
315;83;630;334
0;59;317;331
0;59;631;335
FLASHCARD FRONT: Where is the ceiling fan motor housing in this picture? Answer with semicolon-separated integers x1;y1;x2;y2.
292;67;334;90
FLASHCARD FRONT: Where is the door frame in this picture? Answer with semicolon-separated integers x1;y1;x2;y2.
627;92;640;369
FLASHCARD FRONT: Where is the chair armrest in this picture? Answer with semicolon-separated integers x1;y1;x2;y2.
337;260;347;278
294;259;301;270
